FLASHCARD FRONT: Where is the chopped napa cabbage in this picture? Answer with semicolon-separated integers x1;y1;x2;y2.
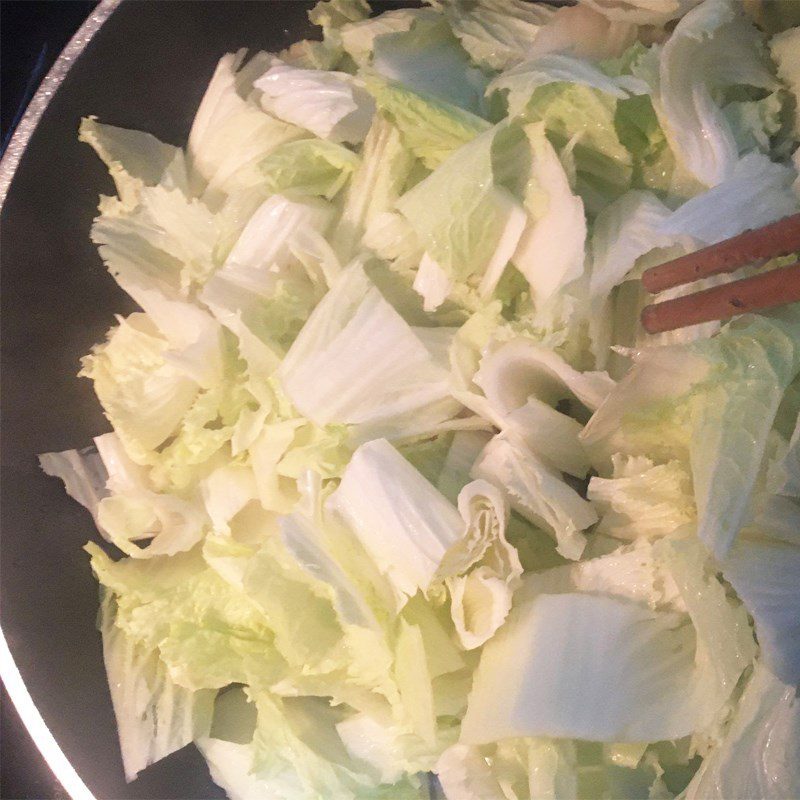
44;1;800;795
397;123;528;302
333;114;415;261
510;122;587;305
472;434;597;561
339;8;439;67
244;691;388;799
461;591;700;743
370;15;488;114
653;0;777;187
721;531;800;685
436;743;506;800
255;61;375;144
89;181;220;295
487;52;642;119
588;190;675;301
478;336;614;414
583;0;701;26
79;116;188;208
328;438;463;606
260;139;360;199
722;92;784;155
437;737;578;800
506;74;636;211
98;591;215;782
87;543;283;691
529;4;638;62
587;454;696;540
584;311;800;557
770;27;800;135
588;151;797;329
394;620;437;746
689;313;800;558
682;662;800;800
520;537;685;610
278;263;461;441
474;337;613;474
202;193;334;302
39;445;109;530
426;0;556;71
463;540;753;746
188;51;307;208
437;479;522;648
309;0;371;41
367;78;490;169
279;38;342;72
80;314;202;461
657;152;797;243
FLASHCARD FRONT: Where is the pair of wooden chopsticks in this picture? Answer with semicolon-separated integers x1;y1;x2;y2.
640;213;800;334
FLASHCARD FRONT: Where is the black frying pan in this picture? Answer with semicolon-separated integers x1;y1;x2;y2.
0;3;413;797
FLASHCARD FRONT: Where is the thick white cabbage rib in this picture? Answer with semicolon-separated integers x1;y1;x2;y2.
683;663;800;800
461;591;699;743
214;194;334;294
333;114;414;262
462;532;754;745
200;193;335;358
722;531;800;685
472;435;597;560
99;593;215;782
277;510;382;633
188;51;305;207
438;479;522;648
328;438;463;606
511;122;587;305
655;0;776;186
477;337;614;414
278;264;461;441
474;337;612;477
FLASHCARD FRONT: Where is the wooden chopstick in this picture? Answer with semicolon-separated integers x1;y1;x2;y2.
639;213;800;334
641;261;800;334
641;213;800;294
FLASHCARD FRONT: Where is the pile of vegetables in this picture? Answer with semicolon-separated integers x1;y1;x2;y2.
41;0;800;797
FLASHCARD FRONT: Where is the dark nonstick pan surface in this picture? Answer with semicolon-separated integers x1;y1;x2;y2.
0;3;410;797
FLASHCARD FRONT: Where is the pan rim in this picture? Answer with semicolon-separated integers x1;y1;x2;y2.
0;0;120;211
0;3;119;797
